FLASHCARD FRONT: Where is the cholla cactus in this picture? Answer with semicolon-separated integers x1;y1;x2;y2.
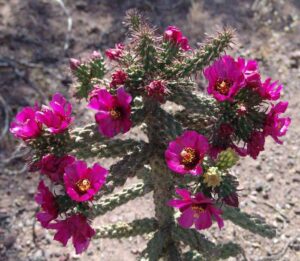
10;11;291;259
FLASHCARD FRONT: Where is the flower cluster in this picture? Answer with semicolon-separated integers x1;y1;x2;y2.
10;93;109;254
204;55;291;159
166;55;290;232
166;131;238;230
10;93;73;140
35;156;107;254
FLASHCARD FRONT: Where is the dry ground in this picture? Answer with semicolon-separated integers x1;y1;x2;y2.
0;0;299;260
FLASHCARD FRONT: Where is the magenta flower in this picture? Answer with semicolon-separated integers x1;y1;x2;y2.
204;55;245;102
35;181;58;228
64;160;108;202
48;214;95;254
246;131;265;159
164;26;191;51
237;57;260;86
168;188;224;230
258;78;283;100
36;93;74;134
10;106;42;140
145;80;168;103
165;131;209;175
40;154;75;183
105;43;124;60
110;70;128;88
264;101;291;144
87;87;132;138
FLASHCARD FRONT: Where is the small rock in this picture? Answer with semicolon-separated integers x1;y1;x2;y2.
255;183;264;192
262;192;269;200
292;177;300;183
266;173;274;182
294;209;300;215
3;234;16;249
32;249;43;260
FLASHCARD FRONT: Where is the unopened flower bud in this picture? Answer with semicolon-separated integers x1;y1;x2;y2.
223;191;239;208
145;80;168;103
216;148;239;170
69;58;81;71
110;70;128;88
91;50;102;60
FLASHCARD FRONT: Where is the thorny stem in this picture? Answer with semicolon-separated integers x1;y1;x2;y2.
145;100;181;260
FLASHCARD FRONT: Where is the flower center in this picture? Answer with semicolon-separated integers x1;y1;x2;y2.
76;179;91;193
215;79;232;95
110;108;122;120
180;147;200;169
191;205;205;218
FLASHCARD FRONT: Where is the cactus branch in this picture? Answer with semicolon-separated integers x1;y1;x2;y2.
95;218;158;239
108;143;151;187
166;28;234;77
139;231;166;261
223;207;276;238
92;182;153;217
172;226;242;260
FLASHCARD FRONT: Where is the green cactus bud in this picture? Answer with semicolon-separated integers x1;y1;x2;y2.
216;148;239;170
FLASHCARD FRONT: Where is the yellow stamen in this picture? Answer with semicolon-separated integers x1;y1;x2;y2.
191;205;204;218
215;80;232;95
110;108;121;120
76;179;91;193
180;147;197;165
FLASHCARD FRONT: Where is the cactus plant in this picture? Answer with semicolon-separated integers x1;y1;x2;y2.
10;10;291;260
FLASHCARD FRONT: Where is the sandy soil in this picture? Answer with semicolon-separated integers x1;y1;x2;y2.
0;0;299;260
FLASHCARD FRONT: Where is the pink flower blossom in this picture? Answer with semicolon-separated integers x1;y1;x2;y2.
258;78;283;100
264;101;291;144
237;57;260;86
48;214;95;254
40;154;75;183
36;93;74;134
69;58;81;72
246;131;265;159
110;70;128;88
204;55;245;102
87;87;132;138
10;105;42;140
35;181;58;228
165;130;209;175
168;188;224;230
105;43;124;60
145;80;168;103
64;160;108;202
164;26;191;51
